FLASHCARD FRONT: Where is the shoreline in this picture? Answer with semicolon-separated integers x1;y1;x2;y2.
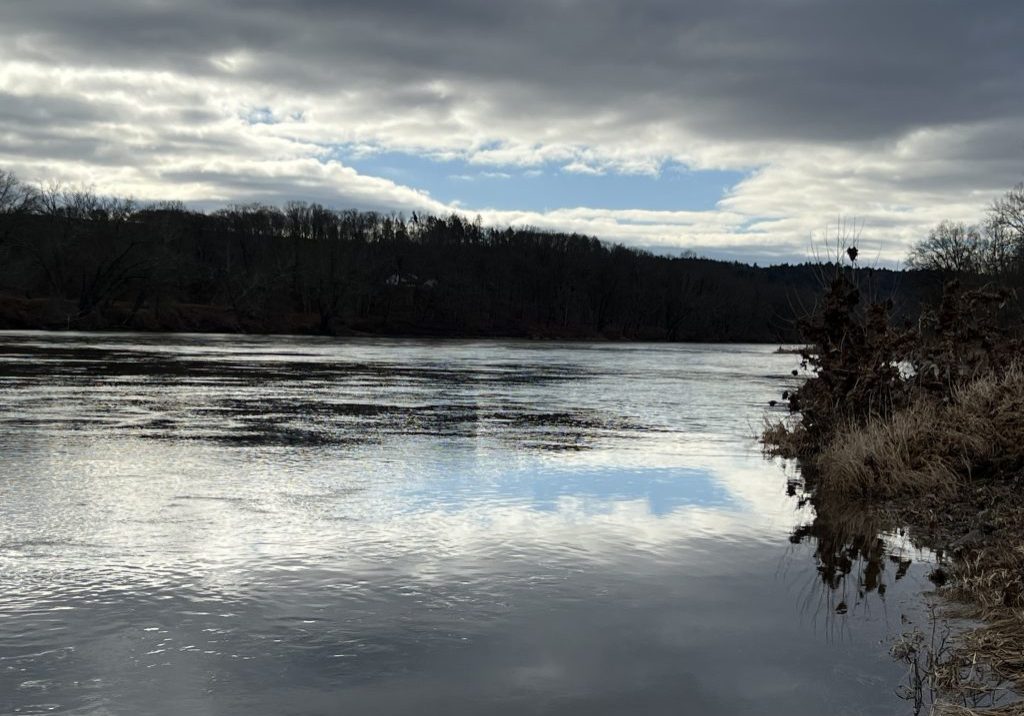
0;293;796;344
768;363;1024;713
800;474;1024;714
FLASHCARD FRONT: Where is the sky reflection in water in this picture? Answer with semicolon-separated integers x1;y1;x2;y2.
0;333;936;715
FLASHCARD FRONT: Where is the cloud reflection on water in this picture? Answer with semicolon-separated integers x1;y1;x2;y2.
0;333;934;715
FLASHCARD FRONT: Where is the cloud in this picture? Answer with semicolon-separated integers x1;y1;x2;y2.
450;171;513;182
563;161;606;176
0;1;1022;261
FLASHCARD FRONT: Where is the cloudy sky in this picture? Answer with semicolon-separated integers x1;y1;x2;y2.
1;1;1022;262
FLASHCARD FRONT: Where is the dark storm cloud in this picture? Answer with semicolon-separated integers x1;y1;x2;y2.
2;0;1022;144
0;92;105;126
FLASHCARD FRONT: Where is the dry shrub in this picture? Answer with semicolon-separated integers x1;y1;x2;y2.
779;266;915;455
761;416;807;458
765;271;1020;468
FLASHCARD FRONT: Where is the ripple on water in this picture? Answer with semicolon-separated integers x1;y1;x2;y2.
0;333;936;716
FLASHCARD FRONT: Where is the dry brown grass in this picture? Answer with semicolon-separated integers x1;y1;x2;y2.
941;507;1024;712
807;364;1024;498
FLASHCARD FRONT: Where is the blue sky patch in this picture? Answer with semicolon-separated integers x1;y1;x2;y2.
332;146;744;213
242;106;279;125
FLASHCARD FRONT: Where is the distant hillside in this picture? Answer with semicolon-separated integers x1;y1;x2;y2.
0;188;939;341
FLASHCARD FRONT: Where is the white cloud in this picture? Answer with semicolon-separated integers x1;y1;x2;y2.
562;161;605;176
0;1;1022;262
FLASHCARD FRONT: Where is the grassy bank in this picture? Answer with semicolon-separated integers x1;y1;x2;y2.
780;373;1024;712
763;255;1024;713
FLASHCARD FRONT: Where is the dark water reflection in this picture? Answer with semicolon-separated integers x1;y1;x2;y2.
0;332;937;715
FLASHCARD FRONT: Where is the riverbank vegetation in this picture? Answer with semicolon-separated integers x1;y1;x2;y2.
0;169;938;342
765;183;1024;713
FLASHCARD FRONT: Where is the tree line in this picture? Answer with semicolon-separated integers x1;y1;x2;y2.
0;169;941;341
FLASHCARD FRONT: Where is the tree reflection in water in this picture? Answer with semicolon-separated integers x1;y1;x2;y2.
782;464;1018;715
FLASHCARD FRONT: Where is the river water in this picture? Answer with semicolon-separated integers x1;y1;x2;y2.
0;332;937;715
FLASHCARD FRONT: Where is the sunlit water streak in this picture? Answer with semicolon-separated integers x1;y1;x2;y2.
0;332;935;715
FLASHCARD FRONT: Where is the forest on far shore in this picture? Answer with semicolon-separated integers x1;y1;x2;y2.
0;170;945;342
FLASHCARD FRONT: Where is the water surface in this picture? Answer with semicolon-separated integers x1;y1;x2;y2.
0;333;936;715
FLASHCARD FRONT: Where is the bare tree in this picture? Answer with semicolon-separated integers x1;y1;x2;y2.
991;183;1024;239
0;170;39;216
906;220;983;274
978;218;1016;274
989;183;1024;274
0;171;40;292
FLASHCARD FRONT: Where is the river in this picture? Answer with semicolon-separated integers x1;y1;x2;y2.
0;332;937;715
